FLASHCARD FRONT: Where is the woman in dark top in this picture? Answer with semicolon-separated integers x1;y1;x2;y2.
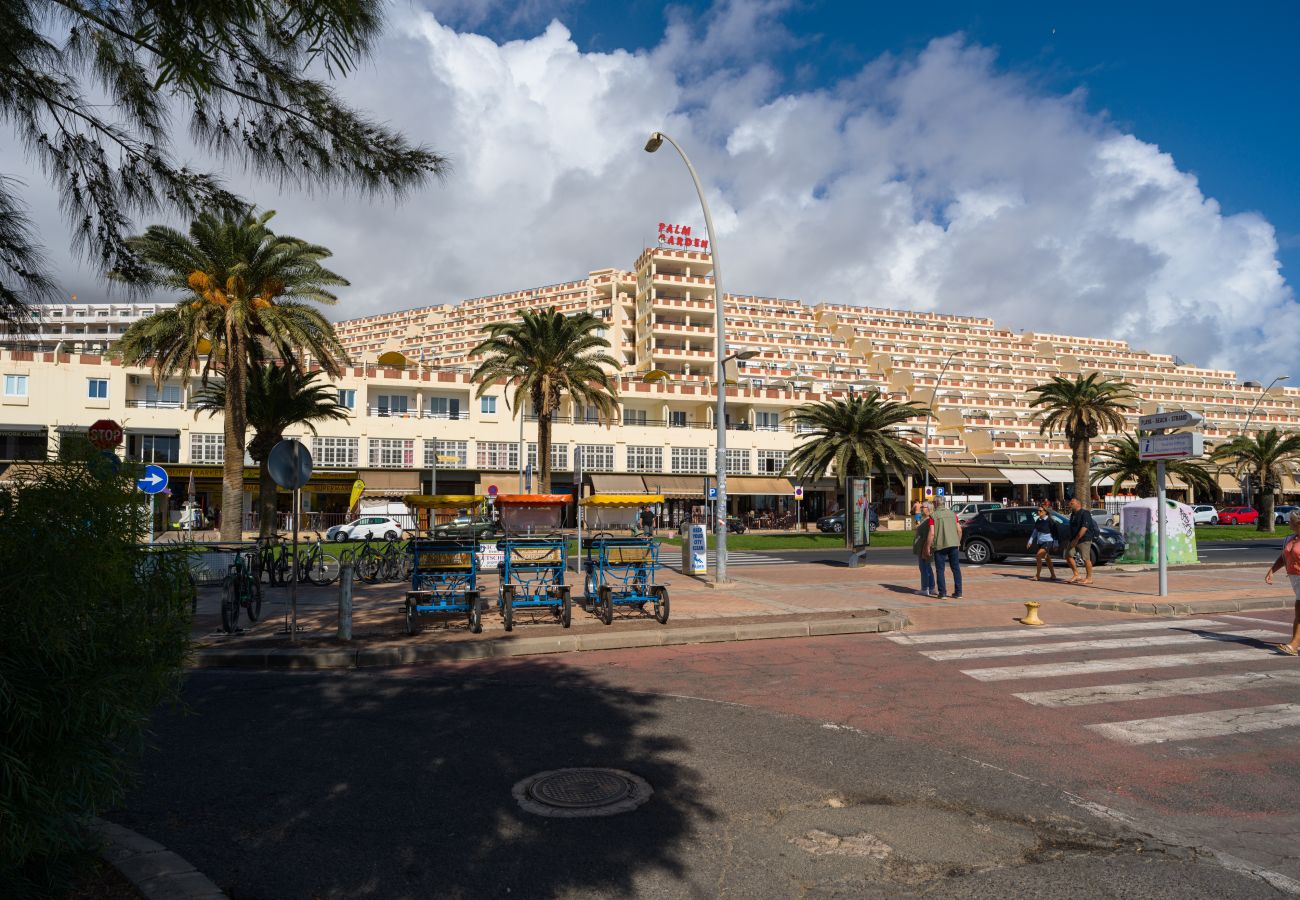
1027;506;1057;581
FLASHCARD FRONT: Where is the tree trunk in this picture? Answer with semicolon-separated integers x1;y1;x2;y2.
1072;439;1090;505
257;456;279;540
1258;471;1276;533
537;411;552;495
219;327;248;542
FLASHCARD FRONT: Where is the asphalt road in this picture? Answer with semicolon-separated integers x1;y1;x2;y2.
114;627;1297;898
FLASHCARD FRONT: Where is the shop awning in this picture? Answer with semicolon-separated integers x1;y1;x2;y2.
359;469;421;494
1216;472;1241;491
721;476;797;496
932;464;973;481
998;467;1049;485
1035;468;1074;483
124;427;180;436
642;475;705;497
589;474;650;493
0;423;45;433
934;464;1005;483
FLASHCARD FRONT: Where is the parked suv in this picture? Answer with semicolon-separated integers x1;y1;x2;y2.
1191;505;1220;525
327;516;403;541
960;507;1126;566
1274;505;1300;525
432;514;498;540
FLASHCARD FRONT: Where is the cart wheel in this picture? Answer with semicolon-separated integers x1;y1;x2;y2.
405;601;419;636
653;586;670;624
560;587;572;629
502;585;515;632
583;572;595;605
220;575;238;633
598;585;613;626
466;592;482;634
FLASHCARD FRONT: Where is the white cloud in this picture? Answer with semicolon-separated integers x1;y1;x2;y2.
2;3;1294;378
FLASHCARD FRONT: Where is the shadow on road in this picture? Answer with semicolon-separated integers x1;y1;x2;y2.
113;663;715;898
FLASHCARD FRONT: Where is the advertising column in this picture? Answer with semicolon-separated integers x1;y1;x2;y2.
847;476;871;568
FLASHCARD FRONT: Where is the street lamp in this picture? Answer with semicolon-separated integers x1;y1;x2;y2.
921;350;965;493
1241;374;1289;507
645;130;742;583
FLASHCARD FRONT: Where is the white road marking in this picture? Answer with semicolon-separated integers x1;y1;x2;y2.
1015;669;1300;707
1086;703;1300;745
962;648;1267;682
923;629;1283;661
1219;614;1297;627
886;619;1224;646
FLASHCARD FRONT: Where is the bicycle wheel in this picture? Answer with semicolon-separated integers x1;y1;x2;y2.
309;552;341;586
357;551;382;584
221;575;239;632
245;570;263;622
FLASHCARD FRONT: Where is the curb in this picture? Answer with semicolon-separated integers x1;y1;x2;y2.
91;817;226;900
1067;597;1293;617
192;611;909;670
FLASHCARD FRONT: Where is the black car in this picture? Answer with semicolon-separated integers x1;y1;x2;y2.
816;509;879;534
960;507;1125;566
432;515;498;540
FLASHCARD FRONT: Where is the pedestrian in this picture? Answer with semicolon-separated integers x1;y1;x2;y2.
639;505;656;536
912;499;923;528
928;497;963;599
912;501;936;596
1065;497;1097;585
1262;509;1300;656
1027;506;1058;581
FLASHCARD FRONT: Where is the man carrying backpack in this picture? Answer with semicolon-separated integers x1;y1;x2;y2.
1065;497;1098;584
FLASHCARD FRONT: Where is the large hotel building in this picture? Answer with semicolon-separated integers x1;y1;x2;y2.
1;245;1295;529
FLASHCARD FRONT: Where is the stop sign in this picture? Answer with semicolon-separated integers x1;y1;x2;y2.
88;419;123;450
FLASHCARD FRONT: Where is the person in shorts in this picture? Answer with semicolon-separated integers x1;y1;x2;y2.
1263;508;1300;656
1065;497;1096;584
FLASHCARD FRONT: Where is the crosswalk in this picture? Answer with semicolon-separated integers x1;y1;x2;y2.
665;551;791;568
888;616;1299;747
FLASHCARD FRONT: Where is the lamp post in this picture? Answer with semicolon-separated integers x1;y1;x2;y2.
645;130;744;583
1241;374;1289;507
921;350;965;494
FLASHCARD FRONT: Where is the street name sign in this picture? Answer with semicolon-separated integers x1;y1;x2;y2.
1138;410;1205;431
136;464;169;494
1139;432;1204;460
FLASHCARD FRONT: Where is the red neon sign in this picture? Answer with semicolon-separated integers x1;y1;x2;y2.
657;222;708;251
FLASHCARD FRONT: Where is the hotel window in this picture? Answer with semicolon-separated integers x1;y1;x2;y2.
726;448;751;475
758;449;788;475
336;388;356;410
87;378;109;399
626;445;663;473
481;396;498;415
622;408;648;426
755;411;780;431
425;440;468;468
671;446;709;474
577;444;614;472
4;375;28;397
577;404;601;423
425;396;462;419
527;443;569;471
476;441;518;470
375;394;409;417
144;383;181;407
127;433;179;463
668;410;688;428
190;433;224;465
369;438;414;468
312;436;358;468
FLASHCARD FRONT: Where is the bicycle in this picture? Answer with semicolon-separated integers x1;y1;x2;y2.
298;533;341;586
255;534;291;586
340;533;385;584
221;547;263;632
376;531;416;583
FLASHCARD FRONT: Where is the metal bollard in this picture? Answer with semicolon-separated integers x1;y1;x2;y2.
337;562;354;641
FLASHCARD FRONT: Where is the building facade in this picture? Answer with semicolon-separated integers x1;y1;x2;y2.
1;245;1296;529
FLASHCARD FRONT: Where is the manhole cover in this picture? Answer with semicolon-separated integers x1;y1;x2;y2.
513;768;653;818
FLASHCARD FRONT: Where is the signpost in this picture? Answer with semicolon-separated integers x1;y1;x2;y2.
88;419;123;450
794;485;803;531
136;464;168;544
268;439;313;641
1140;409;1205;597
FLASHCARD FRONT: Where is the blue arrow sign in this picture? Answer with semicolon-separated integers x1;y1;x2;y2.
137;464;169;495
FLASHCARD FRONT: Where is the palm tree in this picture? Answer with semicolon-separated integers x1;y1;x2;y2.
1027;374;1137;503
1212;428;1300;533
1091;434;1218;500
117;210;349;540
783;392;931;487
194;365;350;540
470;308;619;494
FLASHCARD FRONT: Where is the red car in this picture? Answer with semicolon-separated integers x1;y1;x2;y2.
1218;506;1259;525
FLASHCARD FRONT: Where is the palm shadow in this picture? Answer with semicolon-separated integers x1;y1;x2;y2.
112;661;713;898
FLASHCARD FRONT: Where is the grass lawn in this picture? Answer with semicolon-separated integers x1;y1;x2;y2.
1194;525;1287;542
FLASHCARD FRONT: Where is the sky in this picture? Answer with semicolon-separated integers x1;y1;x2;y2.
5;0;1299;380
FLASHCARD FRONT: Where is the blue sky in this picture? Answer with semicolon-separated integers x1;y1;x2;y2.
464;0;1300;281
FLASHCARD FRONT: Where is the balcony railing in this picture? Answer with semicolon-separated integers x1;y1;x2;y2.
367;408;471;419
126;399;183;409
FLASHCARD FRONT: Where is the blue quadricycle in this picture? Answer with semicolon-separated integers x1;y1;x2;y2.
495;494;572;630
403;495;487;634
579;494;669;626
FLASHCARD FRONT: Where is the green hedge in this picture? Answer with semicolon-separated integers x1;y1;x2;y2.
0;461;192;896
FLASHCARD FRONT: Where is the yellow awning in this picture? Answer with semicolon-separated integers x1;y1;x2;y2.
581;494;665;507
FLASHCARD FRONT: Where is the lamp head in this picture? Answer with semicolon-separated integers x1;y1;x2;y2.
644;133;664;153
735;350;760;360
